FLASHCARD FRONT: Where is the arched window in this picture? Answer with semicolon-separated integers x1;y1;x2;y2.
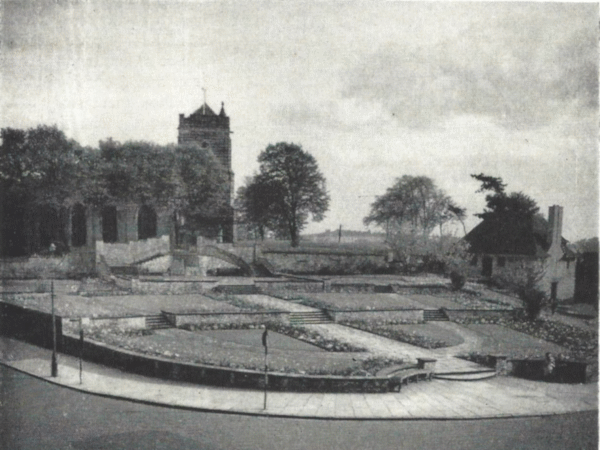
39;205;62;250
102;206;118;243
138;205;157;240
71;203;87;247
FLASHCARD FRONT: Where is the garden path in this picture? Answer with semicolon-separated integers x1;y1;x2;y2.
237;294;485;374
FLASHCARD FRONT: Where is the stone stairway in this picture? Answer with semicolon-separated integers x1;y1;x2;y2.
423;309;449;322
145;314;173;330
289;310;333;325
213;284;260;295
433;369;497;381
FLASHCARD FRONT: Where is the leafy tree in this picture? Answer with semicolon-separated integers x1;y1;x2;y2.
471;173;506;195
235;175;285;240
0;127;232;254
493;259;548;320
239;143;330;247
97;139;231;232
173;143;232;232
364;176;466;272
471;173;539;220
573;237;599;253
1;125;86;255
364;175;465;236
1;125;84;207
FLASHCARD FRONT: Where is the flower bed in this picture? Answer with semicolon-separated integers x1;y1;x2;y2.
455;316;597;381
80;326;401;377
181;321;367;353
340;320;463;349
295;293;425;311
61;333;407;392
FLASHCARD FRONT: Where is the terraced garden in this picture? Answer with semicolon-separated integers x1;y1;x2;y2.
2;280;596;381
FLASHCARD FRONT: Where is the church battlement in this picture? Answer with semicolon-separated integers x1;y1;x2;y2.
177;101;232;172
178;101;230;130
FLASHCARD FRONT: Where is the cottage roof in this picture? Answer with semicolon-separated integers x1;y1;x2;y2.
465;214;575;260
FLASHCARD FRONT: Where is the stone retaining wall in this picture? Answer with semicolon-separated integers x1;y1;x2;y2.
445;309;522;322
62;316;147;333
0;302;62;349
60;333;400;393
261;250;389;275
257;280;326;293
508;358;589;383
163;311;290;328
131;278;218;294
331;309;424;323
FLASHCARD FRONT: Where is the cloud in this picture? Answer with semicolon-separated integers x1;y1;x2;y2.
270;98;395;132
340;6;598;130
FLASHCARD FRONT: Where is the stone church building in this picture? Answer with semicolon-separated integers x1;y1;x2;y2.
0;100;235;276
94;100;234;249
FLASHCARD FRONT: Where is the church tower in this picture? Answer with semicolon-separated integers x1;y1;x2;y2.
178;98;234;243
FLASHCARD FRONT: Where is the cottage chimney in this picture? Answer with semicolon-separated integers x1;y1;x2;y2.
548;205;563;251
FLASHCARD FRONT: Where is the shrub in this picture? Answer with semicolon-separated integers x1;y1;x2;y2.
518;287;547;321
450;271;466;290
492;259;548;320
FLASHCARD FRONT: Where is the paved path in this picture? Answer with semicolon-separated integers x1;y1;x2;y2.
241;295;485;374
1;338;596;420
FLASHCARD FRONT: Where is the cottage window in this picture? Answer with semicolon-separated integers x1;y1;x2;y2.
470;255;478;266
498;257;506;268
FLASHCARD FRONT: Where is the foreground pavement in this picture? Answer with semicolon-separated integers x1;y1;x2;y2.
0;337;596;420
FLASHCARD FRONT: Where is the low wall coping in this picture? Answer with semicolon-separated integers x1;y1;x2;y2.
136;277;218;283
326;307;425;313
64;314;147;321
161;309;288;316
60;333;412;392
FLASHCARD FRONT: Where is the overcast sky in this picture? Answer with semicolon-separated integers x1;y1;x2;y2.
2;1;598;241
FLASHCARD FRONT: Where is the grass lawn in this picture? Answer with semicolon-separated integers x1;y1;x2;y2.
409;293;516;310
342;321;465;349
2;294;135;317
195;329;326;352
461;324;568;358
1;294;244;317
96;294;242;314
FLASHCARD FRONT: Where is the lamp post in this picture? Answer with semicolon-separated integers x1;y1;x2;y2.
51;279;58;377
49;243;58;377
262;327;268;410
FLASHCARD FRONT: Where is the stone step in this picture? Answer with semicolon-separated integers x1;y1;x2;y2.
145;314;173;330
433;371;497;381
423;309;449;321
289;311;333;325
214;285;260;295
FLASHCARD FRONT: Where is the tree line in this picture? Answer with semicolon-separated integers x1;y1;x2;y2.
0;125;230;256
1;124;543;257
